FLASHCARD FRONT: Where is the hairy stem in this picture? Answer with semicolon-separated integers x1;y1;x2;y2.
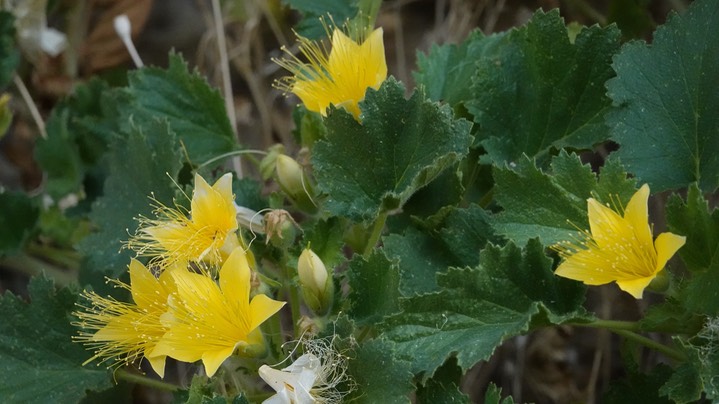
115;369;179;392
363;210;388;258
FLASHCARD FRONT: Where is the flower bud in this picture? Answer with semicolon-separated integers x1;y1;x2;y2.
297;248;334;315
276;154;305;195
275;154;317;212
264;209;298;249
259;144;285;180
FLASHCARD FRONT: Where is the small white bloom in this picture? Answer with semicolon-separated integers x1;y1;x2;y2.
259;353;321;404
259;338;351;404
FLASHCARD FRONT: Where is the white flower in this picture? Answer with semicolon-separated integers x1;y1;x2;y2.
259;338;351;404
259;353;321;404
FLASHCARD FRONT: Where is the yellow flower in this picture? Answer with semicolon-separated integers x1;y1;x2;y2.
274;26;387;120
151;247;285;377
553;184;686;299
73;259;176;377
128;172;239;267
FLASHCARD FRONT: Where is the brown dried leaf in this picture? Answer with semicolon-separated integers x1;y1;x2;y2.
82;0;154;72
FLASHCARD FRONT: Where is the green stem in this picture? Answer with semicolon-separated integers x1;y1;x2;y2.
356;0;382;29
1;253;77;287
570;319;686;362
612;330;686;362
282;256;302;338
26;243;82;270
197;149;267;170
115;369;179;392
578;319;642;332
362;210;388;258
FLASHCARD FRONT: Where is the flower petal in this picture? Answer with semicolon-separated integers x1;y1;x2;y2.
623;184;653;248
220;247;252;314
201;346;236;377
616;275;656;299
358;27;388;90
587;198;626;247
554;249;621;285
249;294;286;332
654;232;686;271
128;259;158;308
212;172;234;202
146;354;167;379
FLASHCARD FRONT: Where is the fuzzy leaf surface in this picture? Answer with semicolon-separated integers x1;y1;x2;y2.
492;152;635;246
379;240;587;381
467;9;620;163
606;0;719;192
122;54;236;165
345;339;413;404
383;204;497;296
78;120;182;286
0;277;111;403
313;78;473;222
347;250;401;325
666;184;719;315
414;30;505;108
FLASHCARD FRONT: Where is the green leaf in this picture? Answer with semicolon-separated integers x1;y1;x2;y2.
283;0;358;39
347;250;401;325
666;183;719;272
660;330;719;403
232;177;267;212
435;204;498;267
414;30;505;108
313;78;473;222
639;298;704;335
607;0;653;40
122;54;237;165
0;11;18;89
603;364;673;404
606;0;719;192
400;168;464;218
492;152;636;246
36;79;112;199
0;192;39;255
416;358;469;403
0;277;112;403
383;205;497;296
78;120;182;287
301;217;346;269
666;184;719;315
467;9;620;164
483;383;515;404
379;240;587;381
345;339;413;404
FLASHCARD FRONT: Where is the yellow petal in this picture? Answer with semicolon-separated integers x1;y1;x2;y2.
146;355;167;379
654;232;686;271
249;294;286;332
142;222;191;254
201;346;236;378
128;259;157;308
586;198;626;247
212;172;234;202
623;184;653;248
220;247;252;314
554;250;621;285
191;174;238;234
616;275;656;299
358;27;388;90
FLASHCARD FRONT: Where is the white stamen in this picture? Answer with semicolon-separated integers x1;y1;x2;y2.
113;14;144;68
